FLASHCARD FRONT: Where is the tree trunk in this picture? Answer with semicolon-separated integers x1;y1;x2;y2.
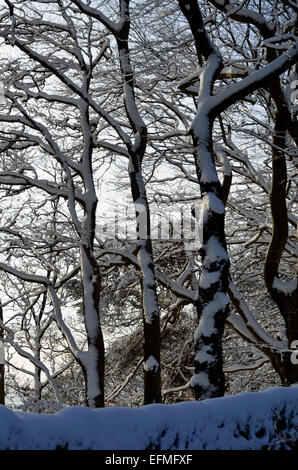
79;94;105;408
116;0;162;404
190;119;230;399
179;0;230;399
129;155;162;404
0;304;4;406
264;100;298;386
34;341;42;402
80;243;105;408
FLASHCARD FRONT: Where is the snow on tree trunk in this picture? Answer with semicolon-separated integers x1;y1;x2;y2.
34;336;42;402
78;95;105;408
80;247;105;408
131;164;161;404
116;0;161;404
178;0;298;400
190;113;230;399
179;0;230;399
127;109;161;406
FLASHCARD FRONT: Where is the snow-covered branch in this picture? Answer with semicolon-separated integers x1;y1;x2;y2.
0;320;63;406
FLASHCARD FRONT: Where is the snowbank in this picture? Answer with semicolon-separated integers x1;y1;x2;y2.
0;386;298;450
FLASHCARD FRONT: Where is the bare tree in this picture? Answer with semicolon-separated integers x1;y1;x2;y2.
0;0;297;408
0;0;108;407
0;0;163;405
177;0;298;399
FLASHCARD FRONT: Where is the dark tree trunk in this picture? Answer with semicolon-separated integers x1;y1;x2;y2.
79;93;105;408
179;0;230;400
0;304;4;406
80;245;105;408
264;102;298;386
129;154;162;404
259;91;298;385
191;143;230;399
116;0;162;405
34;342;42;402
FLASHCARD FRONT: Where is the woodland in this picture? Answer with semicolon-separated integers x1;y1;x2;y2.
0;0;297;414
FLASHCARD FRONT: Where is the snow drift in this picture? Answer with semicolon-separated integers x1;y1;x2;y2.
0;386;298;450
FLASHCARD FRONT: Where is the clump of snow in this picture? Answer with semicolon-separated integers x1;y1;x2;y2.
194;344;215;364
79;345;101;406
144;355;159;373
1;386;298;449
199;270;220;289
202;193;225;215
273;277;297;295
189;372;212;389
137;244;159;324
194;292;229;337
204;236;229;266
194;315;216;337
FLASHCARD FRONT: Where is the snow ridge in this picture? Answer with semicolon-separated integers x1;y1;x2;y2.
1;386;298;450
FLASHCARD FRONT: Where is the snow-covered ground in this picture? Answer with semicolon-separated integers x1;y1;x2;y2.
0;386;298;450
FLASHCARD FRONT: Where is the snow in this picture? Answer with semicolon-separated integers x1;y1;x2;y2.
137;244;159;324
200;51;223;97
81;252;100;336
204;236;229;266
194;142;219;184
228;281;285;350
144;355;159;373
189;372;212;389
199;270;220;289
194;293;229;337
194;344;215;364
202;192;225;215
191;103;219;184
273;277;297;295
79;346;101;407
1;386;298;449
194;315;216;337
212;42;298;114
204;292;229;315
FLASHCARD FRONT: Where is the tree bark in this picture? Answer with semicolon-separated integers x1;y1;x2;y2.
0;304;4;406
79;91;105;408
264;103;298;385
179;0;230;399
190;118;230;399
116;0;161;404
